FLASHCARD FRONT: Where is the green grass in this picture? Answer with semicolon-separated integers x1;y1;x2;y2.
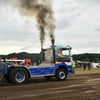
74;68;100;74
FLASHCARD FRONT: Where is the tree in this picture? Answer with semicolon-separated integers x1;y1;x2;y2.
84;58;90;62
72;53;100;62
93;58;99;63
82;59;85;62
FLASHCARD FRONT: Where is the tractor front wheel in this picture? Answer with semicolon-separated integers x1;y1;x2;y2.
56;69;67;81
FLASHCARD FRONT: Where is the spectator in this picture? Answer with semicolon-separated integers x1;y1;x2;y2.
83;63;86;71
22;61;25;65
88;62;91;70
10;61;15;66
73;60;75;73
15;61;18;65
30;63;32;66
25;62;30;67
34;62;37;66
19;62;22;65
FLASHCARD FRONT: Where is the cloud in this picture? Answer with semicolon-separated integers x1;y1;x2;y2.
20;46;31;51
96;27;100;32
77;0;100;4
0;0;100;55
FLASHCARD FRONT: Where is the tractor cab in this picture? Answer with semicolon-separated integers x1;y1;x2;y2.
41;45;72;66
55;46;72;65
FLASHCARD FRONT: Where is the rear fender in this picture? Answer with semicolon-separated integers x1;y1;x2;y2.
21;66;31;78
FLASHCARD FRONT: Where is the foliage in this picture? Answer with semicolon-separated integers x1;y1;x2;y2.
84;58;90;62
0;52;41;64
0;52;100;63
72;53;100;62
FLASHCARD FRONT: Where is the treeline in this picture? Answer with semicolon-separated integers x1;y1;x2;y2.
0;52;41;63
72;53;100;62
0;52;100;63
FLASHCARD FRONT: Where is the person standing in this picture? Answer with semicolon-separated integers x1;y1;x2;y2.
83;63;86;71
88;62;91;70
73;61;75;73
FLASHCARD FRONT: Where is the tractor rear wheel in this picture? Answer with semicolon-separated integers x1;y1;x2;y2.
9;68;29;85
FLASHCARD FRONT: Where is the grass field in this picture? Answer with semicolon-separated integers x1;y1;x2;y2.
75;67;100;74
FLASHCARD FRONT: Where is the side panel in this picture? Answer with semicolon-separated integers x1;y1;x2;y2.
28;67;55;77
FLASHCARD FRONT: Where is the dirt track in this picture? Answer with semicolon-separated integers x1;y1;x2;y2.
0;73;100;100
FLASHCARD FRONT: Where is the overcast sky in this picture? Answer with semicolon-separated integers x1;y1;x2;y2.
0;0;100;55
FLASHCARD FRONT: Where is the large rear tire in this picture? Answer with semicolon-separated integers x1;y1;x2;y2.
9;68;29;85
56;69;67;81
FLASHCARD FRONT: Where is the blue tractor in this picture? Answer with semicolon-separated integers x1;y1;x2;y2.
0;45;74;84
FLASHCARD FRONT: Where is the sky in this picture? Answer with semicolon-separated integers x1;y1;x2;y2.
0;0;100;55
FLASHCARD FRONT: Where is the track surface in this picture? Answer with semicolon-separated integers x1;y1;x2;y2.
0;73;100;100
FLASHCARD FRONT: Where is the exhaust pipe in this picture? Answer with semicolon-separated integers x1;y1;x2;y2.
52;39;55;63
41;47;43;63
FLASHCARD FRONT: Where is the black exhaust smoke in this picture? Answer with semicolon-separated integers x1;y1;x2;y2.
1;0;56;62
0;0;56;47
